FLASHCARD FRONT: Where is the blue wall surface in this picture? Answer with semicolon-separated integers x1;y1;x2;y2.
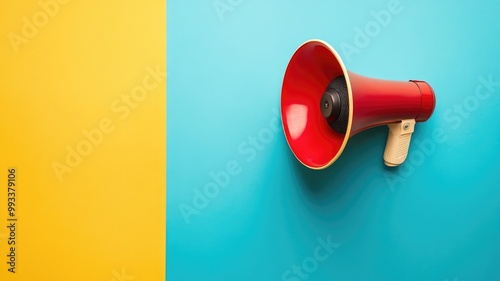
167;1;500;280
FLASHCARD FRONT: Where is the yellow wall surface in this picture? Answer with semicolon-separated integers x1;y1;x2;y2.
0;1;166;280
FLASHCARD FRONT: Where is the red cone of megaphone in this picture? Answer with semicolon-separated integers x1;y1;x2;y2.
281;40;436;169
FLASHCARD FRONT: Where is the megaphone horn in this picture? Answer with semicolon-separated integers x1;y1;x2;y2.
281;40;436;169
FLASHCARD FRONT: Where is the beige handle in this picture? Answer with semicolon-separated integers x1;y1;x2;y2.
383;119;416;167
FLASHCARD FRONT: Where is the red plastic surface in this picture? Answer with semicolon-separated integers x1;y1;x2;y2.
281;40;436;169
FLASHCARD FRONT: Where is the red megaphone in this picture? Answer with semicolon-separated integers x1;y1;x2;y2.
281;40;436;169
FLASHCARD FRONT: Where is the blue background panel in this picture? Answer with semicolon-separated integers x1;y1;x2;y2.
167;0;500;280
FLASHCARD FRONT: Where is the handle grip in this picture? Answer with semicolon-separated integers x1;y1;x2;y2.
383;119;415;167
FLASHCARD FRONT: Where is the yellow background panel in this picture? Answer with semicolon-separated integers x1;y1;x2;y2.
0;1;165;280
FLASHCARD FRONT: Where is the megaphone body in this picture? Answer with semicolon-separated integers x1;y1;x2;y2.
281;40;436;169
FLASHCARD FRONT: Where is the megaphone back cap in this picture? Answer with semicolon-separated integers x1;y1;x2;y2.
281;40;353;170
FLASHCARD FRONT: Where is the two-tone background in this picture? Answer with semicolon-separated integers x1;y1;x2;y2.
168;0;500;280
1;0;499;281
